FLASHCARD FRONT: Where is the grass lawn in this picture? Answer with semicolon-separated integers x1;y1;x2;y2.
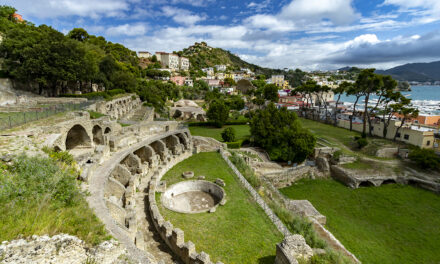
299;118;402;159
280;179;440;264
157;152;283;264
189;125;250;142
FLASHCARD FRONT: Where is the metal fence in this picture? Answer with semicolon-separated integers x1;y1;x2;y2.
0;101;95;131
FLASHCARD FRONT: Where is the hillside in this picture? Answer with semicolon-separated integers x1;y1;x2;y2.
178;42;306;86
179;42;282;76
376;61;440;82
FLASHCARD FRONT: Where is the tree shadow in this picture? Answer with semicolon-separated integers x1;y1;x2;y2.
258;255;276;264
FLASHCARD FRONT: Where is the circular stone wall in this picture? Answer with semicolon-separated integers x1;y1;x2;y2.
161;180;225;214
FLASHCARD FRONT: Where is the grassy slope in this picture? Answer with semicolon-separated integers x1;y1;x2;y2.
281;179;440;264
189;125;250;142
158;152;283;264
0;155;110;245
299;118;403;159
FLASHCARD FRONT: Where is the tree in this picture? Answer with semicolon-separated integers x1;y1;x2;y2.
250;103;316;163
381;90;403;138
0;5;16;20
221;127;236;142
346;82;364;131
408;148;440;171
194;79;209;91
225;95;245;110
333;82;351;126
363;75;397;136
223;77;236;87
67;28;89;42
356;69;382;136
151;54;158;62
263;83;278;102
393;99;418;141
316;85;331;122
207;100;229;127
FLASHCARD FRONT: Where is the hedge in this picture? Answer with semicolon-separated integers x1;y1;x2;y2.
226;139;245;149
187;120;249;127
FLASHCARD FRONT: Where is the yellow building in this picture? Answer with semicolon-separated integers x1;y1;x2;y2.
337;119;435;149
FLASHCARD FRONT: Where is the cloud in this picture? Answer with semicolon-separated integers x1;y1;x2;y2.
383;0;440;21
161;6;206;25
279;0;359;25
328;31;440;66
4;0;130;19
106;23;148;36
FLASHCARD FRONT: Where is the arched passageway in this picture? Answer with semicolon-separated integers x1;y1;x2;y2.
93;125;104;145
104;127;111;134
359;181;374;187
66;125;91;150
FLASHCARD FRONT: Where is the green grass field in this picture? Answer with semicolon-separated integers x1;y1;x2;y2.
298;118;402;159
189;125;250;142
157;152;283;264
280;179;440;264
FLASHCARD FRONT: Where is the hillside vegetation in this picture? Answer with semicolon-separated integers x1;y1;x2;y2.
0;152;110;245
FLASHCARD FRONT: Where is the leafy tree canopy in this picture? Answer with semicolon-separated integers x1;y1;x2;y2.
250;103;316;163
207;100;229;127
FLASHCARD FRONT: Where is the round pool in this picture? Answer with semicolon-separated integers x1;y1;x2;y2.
161;180;225;214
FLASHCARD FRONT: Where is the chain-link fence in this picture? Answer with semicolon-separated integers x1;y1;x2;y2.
0;101;95;131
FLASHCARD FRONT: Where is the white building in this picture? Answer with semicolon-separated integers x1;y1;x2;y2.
138;51;152;58
202;67;214;76
185;79;194;87
179;57;189;71
155;52;179;70
215;65;227;71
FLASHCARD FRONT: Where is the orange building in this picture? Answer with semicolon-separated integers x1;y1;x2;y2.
394;113;440;126
12;13;24;22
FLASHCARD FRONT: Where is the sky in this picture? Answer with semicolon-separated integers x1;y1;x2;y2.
3;0;440;71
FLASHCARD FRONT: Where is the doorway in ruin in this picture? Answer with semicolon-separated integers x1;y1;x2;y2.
92;125;104;145
104;127;111;134
65;125;91;150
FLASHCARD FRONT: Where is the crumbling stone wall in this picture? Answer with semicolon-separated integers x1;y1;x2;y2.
95;94;141;119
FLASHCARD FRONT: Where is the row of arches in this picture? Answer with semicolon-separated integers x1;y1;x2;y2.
357;179;397;188
65;124;112;150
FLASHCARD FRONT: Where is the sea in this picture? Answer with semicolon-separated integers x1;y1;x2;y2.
339;85;440;103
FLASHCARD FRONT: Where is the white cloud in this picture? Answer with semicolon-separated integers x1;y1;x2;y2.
383;0;440;21
4;0;130;19
161;6;206;25
279;0;359;25
106;23;148;36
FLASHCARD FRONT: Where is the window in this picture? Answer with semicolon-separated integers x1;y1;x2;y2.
396;132;401;138
427;140;431;146
404;134;409;140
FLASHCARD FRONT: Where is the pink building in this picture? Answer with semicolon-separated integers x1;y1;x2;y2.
171;76;186;86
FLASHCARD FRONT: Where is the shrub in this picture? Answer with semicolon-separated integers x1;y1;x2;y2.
408;148;440;171
221;127;236;142
0;154;109;245
226;141;241;149
356;138;368;149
